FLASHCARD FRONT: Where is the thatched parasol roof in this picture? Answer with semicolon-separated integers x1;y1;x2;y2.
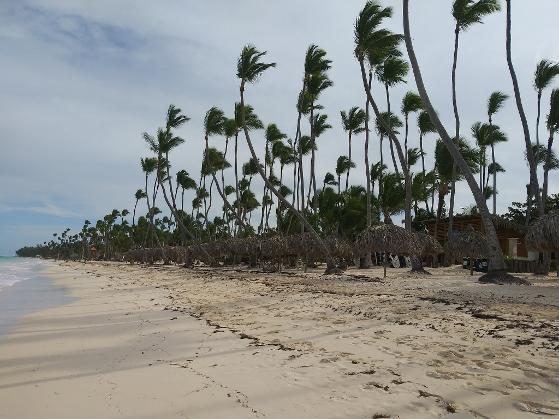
356;224;420;256
444;225;489;259
525;211;559;252
415;232;443;256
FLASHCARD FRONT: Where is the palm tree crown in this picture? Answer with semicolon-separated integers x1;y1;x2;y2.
452;0;501;31
487;91;508;120
341;107;367;135
204;107;225;137
534;59;559;93
237;45;276;85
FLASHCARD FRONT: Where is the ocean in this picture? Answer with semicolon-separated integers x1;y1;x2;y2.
0;256;46;292
0;257;72;337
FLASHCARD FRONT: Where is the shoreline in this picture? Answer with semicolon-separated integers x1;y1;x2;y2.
0;261;558;418
0;261;72;338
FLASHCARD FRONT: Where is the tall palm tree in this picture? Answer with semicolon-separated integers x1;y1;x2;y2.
132;188;146;227
487;91;509;214
448;0;501;238
534;60;559;148
259;123;287;233
375;55;409;178
307;113;332;210
335;156;354;195
237;44;338;271
341;106;366;190
201;146;247;230
401;91;423;168
403;0;508;277
544;89;559;206
232;103;263;233
140;157;160;249
176;170;196;211
417;111;436;212
354;1;412;230
202;107;225;228
504;0;543;220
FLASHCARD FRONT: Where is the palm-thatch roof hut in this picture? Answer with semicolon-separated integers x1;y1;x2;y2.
415;232;444;257
444;226;489;275
356;224;420;277
526;211;559;277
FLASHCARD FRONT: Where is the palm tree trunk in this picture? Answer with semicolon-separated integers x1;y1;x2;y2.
543;131;554;206
365;72;373;228
385;84;401;179
448;24;460;240
505;0;543;218
536;91;542;148
132;199;139;227
211;171;247;230
404;0;508;276
360;59;411;231
346;131;352;192
419;132;429;212
234;132;241;235
491;143;497;215
240;82;336;272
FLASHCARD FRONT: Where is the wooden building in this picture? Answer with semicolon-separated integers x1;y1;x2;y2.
424;215;532;259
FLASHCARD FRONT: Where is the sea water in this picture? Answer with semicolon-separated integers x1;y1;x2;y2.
0;256;45;292
0;257;72;337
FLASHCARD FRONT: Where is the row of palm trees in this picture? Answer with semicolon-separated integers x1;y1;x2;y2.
18;1;558;279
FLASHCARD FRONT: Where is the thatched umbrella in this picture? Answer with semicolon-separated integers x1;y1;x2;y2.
415;232;444;257
526;211;559;277
356;224;420;277
444;226;489;275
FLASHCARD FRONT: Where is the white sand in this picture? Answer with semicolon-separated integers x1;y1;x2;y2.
0;261;558;418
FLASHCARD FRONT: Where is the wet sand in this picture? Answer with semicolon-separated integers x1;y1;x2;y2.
0;261;557;418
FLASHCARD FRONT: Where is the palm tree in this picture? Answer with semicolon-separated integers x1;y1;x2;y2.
401;91;423;169
336;156;355;195
341;107;366;190
544;89;559;206
237;44;338;272
132;188;146;227
417;111;436;212
534;60;559;147
375;111;402;221
375;55;409;178
307;113;332;210
403;0;509;278
485;91;509;207
448;0;501;239
354;1;412;230
140;157;160;248
504;0;544;220
233;103;263;232
176;170;196;211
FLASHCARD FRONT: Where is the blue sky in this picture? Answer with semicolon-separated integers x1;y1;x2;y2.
1;0;558;255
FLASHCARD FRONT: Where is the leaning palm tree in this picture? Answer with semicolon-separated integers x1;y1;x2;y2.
403;0;513;282
504;0;543;220
534;60;559;148
448;0;501;239
354;1;412;231
340;106;366;190
237;44;338;272
201;147;247;231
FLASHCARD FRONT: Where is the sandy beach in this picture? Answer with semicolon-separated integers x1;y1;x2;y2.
0;262;558;419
